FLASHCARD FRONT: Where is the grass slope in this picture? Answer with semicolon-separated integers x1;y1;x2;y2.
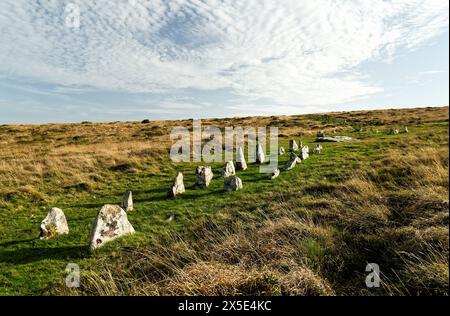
0;106;448;295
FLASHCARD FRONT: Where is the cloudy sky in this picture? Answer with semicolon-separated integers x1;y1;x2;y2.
0;0;448;123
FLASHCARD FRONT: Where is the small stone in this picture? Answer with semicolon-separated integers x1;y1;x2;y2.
120;191;133;212
222;161;236;177
89;204;135;250
168;172;185;198
224;175;243;191
279;147;285;155
195;166;214;187
256;144;265;164
39;208;69;240
289;139;299;152
313;144;322;154
165;214;176;221
388;129;399;135
236;146;247;170
268;168;280;180
404;126;409;133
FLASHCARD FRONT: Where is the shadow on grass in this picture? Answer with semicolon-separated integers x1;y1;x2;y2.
0;238;37;248
0;245;89;264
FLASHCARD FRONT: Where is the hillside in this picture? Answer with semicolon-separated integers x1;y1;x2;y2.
0;106;448;295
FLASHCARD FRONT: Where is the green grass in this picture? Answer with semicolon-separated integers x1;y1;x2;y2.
0;120;448;295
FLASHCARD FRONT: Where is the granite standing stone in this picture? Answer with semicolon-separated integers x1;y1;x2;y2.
39;208;69;240
89;204;135;250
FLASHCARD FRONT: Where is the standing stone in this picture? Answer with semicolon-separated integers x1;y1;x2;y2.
195;166;214;187
39;208;69;240
313;144;323;154
300;146;310;160
299;138;303;149
120;191;133;212
89;204;135;250
279;147;285;155
283;153;300;171
404;126;409;133
289;139;299;152
236;147;247;170
256;144;265;164
168;172;185;198
317;130;325;138
222;161;236;177
224;175;243;191
268;168;280;180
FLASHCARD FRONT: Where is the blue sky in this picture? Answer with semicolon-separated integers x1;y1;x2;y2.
0;0;448;124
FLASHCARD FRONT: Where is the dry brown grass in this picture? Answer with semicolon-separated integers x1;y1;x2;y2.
1;106;447;201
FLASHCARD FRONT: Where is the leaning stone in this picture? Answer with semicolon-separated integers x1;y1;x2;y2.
289;139;299;152
279;147;285;155
256;144;265;164
120;191;133;212
283;154;299;171
195;166;214;187
168;172;185;198
40;208;69;240
224;175;243;191
89;204;135;250
268;168;280;180
236;147;247;170
222;161;236;177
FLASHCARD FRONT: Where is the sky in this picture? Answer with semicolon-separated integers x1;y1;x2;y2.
0;0;448;124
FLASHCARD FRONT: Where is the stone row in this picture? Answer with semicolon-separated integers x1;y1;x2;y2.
38;140;324;250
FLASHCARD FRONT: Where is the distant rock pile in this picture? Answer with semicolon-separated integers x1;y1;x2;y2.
316;135;355;142
388;129;399;135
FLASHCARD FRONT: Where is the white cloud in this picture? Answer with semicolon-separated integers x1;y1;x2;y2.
0;0;448;108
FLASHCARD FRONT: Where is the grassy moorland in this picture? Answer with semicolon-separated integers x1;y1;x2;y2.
0;106;448;296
